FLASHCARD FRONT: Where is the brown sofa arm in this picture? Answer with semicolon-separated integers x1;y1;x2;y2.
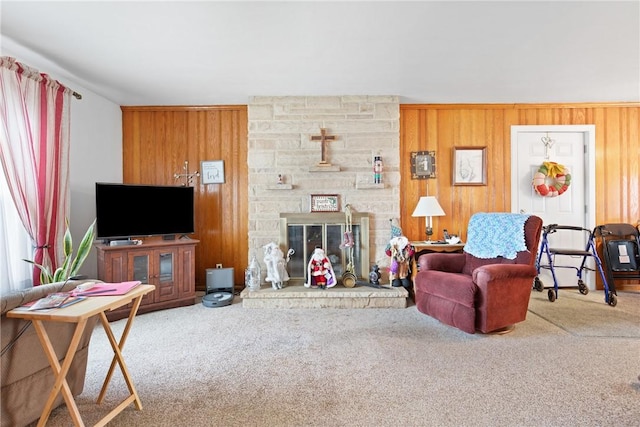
472;264;537;333
1;279;101;427
418;252;466;273
1;279;102;315
473;264;537;285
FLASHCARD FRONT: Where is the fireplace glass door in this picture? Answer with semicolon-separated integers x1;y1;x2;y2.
280;213;370;285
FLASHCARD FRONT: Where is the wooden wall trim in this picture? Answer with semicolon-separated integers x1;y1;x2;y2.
401;102;640;110
122;105;247;112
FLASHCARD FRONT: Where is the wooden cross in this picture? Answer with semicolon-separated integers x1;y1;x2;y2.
310;128;337;166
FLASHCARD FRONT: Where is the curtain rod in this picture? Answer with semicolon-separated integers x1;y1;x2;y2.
1;57;83;100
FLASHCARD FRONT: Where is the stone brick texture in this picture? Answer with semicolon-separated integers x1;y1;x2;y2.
248;96;400;270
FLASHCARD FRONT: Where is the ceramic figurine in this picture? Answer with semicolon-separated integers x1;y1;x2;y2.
305;247;336;289
369;264;381;286
245;254;262;291
373;155;383;184
263;242;294;290
385;219;415;288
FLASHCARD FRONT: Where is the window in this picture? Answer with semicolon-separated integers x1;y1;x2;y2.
0;167;32;292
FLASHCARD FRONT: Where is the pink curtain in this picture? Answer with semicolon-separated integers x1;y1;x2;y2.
0;56;71;285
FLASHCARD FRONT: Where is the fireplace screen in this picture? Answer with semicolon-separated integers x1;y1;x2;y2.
280;213;370;285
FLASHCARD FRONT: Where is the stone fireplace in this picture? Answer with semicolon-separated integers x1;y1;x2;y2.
247;95;401;282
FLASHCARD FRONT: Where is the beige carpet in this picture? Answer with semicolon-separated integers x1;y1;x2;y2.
37;291;640;427
528;288;640;338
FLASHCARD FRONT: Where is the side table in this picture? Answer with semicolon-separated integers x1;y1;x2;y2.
7;284;155;427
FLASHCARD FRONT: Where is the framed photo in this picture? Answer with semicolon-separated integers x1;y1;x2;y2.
410;151;436;179
201;160;225;184
310;194;340;212
453;147;487;186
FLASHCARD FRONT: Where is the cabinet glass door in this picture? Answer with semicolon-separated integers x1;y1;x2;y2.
132;254;149;282
158;252;174;282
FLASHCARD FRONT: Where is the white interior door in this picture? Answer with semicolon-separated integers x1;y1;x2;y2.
511;125;596;289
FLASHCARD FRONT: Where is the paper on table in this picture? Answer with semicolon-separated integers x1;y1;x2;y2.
28;293;70;310
73;281;141;296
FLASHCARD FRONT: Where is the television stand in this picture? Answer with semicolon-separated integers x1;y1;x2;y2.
95;239;199;321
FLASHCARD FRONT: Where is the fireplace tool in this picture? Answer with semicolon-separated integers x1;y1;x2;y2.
340;204;358;287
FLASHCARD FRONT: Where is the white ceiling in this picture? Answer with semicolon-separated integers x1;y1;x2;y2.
1;1;639;106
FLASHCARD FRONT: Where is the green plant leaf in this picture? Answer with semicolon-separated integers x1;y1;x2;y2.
40;270;51;284
69;219;96;276
23;218;96;284
23;259;54;284
62;220;73;258
58;253;72;281
52;267;65;283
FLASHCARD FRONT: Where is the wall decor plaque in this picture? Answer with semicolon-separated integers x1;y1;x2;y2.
310;194;340;212
410;151;436;179
201;160;225;184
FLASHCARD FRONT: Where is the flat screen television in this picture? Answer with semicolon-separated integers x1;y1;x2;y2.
95;182;195;241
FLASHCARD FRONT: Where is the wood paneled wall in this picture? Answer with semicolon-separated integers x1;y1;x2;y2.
122;106;248;291
400;103;640;290
121;102;638;291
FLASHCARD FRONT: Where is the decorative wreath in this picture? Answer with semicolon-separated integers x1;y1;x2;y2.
532;161;571;197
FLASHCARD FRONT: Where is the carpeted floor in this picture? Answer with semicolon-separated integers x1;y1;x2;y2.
528;288;640;338
38;290;640;427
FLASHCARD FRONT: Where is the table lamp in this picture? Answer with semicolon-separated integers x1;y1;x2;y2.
411;196;445;241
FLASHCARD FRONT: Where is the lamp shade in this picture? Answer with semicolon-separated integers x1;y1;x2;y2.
411;196;445;217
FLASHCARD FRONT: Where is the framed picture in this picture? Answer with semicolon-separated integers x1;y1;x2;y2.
310;194;340;212
201;160;225;184
410;151;436;179
453;147;487;186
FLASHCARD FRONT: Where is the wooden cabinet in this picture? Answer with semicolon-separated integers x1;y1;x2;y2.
96;239;198;321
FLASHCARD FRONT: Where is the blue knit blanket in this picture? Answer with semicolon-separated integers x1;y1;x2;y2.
463;213;530;259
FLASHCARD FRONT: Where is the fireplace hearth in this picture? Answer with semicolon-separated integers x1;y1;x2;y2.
240;284;408;309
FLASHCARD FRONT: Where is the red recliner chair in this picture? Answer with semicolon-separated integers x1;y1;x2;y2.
414;213;543;334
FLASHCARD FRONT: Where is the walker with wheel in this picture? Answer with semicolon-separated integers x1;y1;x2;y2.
534;224;616;306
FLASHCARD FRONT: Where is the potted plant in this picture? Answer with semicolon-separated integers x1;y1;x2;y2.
23;219;96;284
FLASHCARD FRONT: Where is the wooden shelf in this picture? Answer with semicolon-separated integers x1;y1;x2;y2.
309;165;340;172
356;183;385;190
267;184;293;190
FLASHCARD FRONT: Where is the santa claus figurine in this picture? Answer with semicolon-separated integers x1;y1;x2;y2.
385;219;415;289
305;247;337;289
